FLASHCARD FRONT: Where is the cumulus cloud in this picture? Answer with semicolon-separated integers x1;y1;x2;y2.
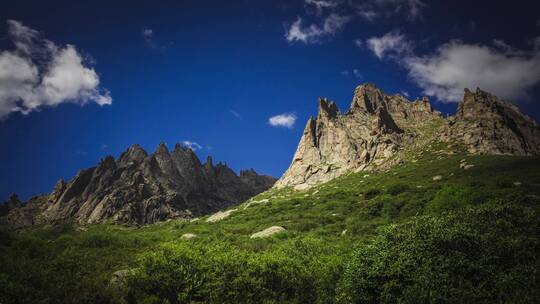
356;0;425;21
366;30;412;59
268;113;296;128
367;31;540;102
286;0;426;44
305;0;339;15
181;140;202;150
0;20;111;120
286;14;349;44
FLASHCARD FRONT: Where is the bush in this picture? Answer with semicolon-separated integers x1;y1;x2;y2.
128;243;207;303
337;201;540;304
363;189;381;200
387;183;410;196
427;184;474;213
127;239;343;304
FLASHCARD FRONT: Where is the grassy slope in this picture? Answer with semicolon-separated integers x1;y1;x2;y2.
1;144;540;302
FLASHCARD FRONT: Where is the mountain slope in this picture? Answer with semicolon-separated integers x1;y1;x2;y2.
5;143;275;227
276;83;540;189
1;151;539;303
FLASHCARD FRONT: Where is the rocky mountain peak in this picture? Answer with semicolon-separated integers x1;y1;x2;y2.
318;97;339;119
441;87;540;155
5;142;276;228
5;194;21;210
0;194;22;217
350;83;386;113
204;156;213;171
155;142;170;156
118;144;148;167
276;82;540;190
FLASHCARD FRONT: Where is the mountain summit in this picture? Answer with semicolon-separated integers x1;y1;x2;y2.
276;83;540;189
6;143;275;228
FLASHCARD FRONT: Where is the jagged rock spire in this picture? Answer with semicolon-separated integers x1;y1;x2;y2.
276;82;539;190
442;87;540;155
350;83;386;113
4;140;276;228
318;97;339;119
118;144;148;167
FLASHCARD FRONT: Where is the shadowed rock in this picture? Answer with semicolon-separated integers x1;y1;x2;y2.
5;143;276;228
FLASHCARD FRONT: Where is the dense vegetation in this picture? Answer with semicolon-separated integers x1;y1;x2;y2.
1;148;540;303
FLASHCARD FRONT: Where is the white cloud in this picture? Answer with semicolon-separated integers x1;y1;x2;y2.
356;9;378;21
285;14;349;44
354;0;425;21
181;140;202;150
353;69;362;78
0;20;111;120
305;0;338;15
366;30;412;59
230;110;241;119
286;0;426;44
367;31;540;102
141;27;165;50
268;113;297;128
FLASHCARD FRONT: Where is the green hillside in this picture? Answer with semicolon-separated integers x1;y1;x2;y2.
2;146;540;303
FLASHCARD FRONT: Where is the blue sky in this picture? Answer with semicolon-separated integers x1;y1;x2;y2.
1;0;540;201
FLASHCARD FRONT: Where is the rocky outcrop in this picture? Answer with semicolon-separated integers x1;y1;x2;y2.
276;83;540;189
0;194;22;216
275;83;442;189
440;88;540;155
5;143;275;228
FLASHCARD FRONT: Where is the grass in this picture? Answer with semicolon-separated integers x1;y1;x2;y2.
1;147;540;303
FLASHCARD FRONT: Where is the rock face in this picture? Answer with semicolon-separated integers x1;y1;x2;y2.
276;83;540;189
275;84;442;189
5;143;275;228
440;88;540;155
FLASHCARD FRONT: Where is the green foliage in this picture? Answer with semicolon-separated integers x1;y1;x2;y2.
386;183;410;195
129;243;206;303
1;154;540;303
337;201;540;304
126;238;343;303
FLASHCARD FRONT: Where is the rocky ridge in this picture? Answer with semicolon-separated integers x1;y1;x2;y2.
276;83;540;189
5;143;275;228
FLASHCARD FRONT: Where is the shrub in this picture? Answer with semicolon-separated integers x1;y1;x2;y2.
363;189;381;200
128;243;207;303
127;240;335;304
337;201;540;304
427;184;473;213
386;183;410;196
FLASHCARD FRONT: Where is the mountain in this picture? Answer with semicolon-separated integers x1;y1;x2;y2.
276;83;540;189
4;143;275;228
2;84;540;303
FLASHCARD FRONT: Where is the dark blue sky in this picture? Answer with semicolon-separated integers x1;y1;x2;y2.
1;0;540;201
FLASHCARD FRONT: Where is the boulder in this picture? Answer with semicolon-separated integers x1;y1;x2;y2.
250;226;286;238
206;209;236;223
181;233;197;240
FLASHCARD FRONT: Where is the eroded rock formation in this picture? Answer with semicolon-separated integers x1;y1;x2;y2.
5;143;275;228
276;83;540;189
